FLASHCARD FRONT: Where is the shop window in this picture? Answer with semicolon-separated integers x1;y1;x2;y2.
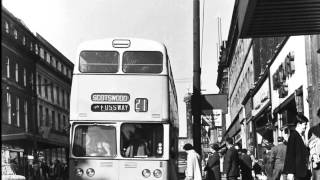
45;108;49;126
47;53;51;64
40;48;44;59
56;87;60;105
39;105;43;127
57;61;61;71
23;68;26;87
24;101;28;132
51;84;54;102
13;29;18;39
44;79;48;99
15;64;19;82
6;57;10;78
62;115;66;132
62;90;65;108
57;113;61;131
7;93;12;124
5;21;9;33
51;57;56;67
16;98;20;127
38;75;42;96
22;36;26;46
52;111;55;129
35;44;39;55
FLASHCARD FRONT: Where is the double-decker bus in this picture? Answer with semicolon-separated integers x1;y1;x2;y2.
69;38;179;180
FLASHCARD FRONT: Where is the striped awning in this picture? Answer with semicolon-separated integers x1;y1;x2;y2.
238;0;320;38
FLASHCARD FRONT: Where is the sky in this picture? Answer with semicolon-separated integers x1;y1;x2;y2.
2;0;234;137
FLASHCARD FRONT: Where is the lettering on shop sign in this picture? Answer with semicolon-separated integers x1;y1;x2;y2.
91;93;130;102
272;51;295;98
91;104;130;112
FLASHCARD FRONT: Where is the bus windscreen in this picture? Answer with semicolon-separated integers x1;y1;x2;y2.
79;51;119;73
72;125;116;157
121;123;163;158
122;51;163;73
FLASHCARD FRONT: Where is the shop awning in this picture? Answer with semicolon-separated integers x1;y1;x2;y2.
2;133;34;141
237;0;320;38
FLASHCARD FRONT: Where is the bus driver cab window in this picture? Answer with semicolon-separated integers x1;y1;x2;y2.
72;125;116;157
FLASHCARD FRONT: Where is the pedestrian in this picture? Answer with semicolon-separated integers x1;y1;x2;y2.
40;160;49;180
308;108;320;180
263;148;273;180
283;113;310;180
270;136;287;180
239;148;253;180
54;160;62;180
223;137;240;180
183;143;202;180
205;143;221;180
48;161;55;180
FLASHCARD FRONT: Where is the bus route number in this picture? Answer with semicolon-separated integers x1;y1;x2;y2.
135;98;148;112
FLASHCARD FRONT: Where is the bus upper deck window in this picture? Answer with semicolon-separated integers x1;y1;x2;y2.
122;51;163;73
79;51;119;73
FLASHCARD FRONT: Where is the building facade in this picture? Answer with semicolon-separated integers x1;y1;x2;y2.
1;6;74;178
217;0;320;159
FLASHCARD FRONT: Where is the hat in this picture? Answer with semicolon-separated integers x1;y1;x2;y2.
211;143;219;151
183;143;193;151
296;113;308;123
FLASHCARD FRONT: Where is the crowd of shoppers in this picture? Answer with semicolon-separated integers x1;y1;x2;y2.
183;109;320;180
27;159;68;180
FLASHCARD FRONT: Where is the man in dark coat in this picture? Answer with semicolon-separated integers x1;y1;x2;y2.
270;136;287;180
239;148;253;180
283;114;310;180
223;137;240;180
205;143;221;180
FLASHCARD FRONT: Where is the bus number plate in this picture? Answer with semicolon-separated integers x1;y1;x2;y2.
135;98;148;112
91;104;130;112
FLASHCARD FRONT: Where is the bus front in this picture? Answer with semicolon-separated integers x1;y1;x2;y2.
69;38;176;180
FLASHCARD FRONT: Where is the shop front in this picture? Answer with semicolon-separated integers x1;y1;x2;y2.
270;36;309;136
251;77;275;159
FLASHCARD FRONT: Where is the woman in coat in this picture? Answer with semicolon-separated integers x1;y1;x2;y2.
205;143;221;180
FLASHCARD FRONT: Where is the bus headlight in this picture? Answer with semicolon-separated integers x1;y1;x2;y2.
75;168;84;176
142;169;151;178
86;168;95;177
153;169;162;178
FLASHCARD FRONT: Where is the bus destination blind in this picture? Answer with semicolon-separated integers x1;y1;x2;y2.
91;104;130;112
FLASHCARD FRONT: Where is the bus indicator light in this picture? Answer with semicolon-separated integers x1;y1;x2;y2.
142;169;151;178
153;169;162;178
112;39;131;48
86;168;95;177
135;98;148;112
75;168;84;176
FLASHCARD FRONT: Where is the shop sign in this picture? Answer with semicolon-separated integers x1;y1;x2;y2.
252;78;270;116
235;133;241;143
272;52;295;98
212;109;222;127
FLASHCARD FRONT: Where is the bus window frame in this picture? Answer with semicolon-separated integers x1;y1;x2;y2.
78;50;120;73
120;123;164;159
122;51;164;74
71;123;118;158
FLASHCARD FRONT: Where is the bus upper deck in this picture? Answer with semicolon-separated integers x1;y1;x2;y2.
70;38;178;123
